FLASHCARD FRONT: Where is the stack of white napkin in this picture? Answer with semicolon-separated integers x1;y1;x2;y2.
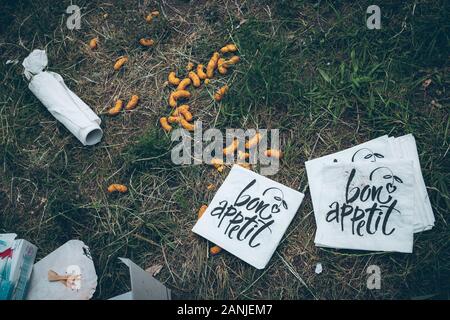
306;134;434;253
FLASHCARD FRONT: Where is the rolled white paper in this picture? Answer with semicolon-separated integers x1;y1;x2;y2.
23;49;102;146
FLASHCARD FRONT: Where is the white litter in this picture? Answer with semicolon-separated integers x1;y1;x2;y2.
315;263;323;274
109;258;171;300
26;240;97;300
22;49;103;146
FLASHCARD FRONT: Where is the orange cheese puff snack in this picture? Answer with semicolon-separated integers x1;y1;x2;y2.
197;205;223;254
238;163;252;170
206;184;215;191
220;44;237;53
169;90;191;107
114;56;128;71
196;64;207;80
125;95;139;110
173;104;189;116
107;184;128;193
237;150;250;160
168;72;181;86
210;158;223;167
210;246;222;255
176;78;191;91
225;55;240;65
145;10;159;23
206;52;220;78
223;139;239;155
210;158;224;172
160;117;172;132
214;85;229;101
188;71;201;87
139;38;154;47
179;118;195;131
197;204;208;219
108;99;123;116
186;62;194;71
265;149;283;159
217;58;228;75
204;79;210;85
179;107;193;121
245;133;261;149
167;116;180;124
89;38;98;49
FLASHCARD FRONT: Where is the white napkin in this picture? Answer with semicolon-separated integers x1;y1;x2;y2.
306;134;434;234
313;161;415;253
192;165;304;269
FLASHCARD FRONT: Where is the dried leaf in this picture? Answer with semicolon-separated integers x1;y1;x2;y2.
145;264;163;276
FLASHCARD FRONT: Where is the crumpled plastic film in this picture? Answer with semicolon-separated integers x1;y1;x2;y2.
23;49;103;146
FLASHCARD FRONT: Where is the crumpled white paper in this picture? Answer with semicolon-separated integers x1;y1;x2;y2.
22;49;103;146
25;240;97;300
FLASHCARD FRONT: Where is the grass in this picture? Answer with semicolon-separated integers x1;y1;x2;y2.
0;0;449;299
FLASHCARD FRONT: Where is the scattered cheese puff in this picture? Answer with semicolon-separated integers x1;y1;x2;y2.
210;158;225;172
196;64;207;80
89;38;98;49
204;79;210;85
265;149;283;159
125;95;139;110
168;72;181;86
169;90;191;107
107;184;128;193
145;11;159;23
211;158;223;167
238;150;250;160
238;163;252;170
206;184;215;191
139;38;154;47
186;62;195;71
214;85;229;101
160;117;172;132
197;204;208;219
217;58;228;75
179;107;193;121
220;44;237;53
108;99;123;116
173;104;189;117
210;246;222;255
114;56;128;71
179;118;195;131
223;139;239;155
206;52;220;78
167;116;179;124
188;71;201;87
177;78;191;91
221;56;240;69
245;133;261;149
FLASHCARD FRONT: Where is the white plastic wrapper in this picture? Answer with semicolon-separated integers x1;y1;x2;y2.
22;49;102;146
26;240;97;300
